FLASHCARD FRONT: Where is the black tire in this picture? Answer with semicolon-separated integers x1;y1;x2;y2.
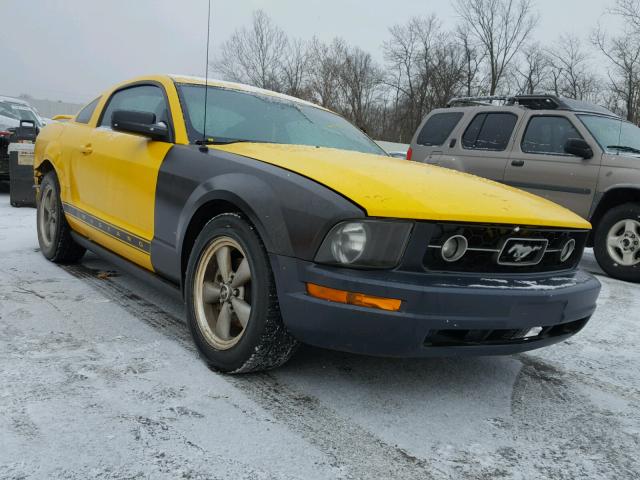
185;213;298;373
593;202;640;283
36;171;86;263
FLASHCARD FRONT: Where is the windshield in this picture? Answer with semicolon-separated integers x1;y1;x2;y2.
177;84;386;155
0;101;41;126
578;114;640;155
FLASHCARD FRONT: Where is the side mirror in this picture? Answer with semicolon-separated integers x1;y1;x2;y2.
111;110;169;141
564;138;593;159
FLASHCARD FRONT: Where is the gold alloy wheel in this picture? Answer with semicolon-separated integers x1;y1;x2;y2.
193;236;253;350
38;183;57;248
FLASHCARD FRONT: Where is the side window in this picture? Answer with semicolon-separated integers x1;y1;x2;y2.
521;116;584;155
417;112;463;146
75;97;100;124
98;85;168;128
462;112;518;151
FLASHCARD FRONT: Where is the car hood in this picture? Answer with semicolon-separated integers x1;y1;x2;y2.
211;143;591;229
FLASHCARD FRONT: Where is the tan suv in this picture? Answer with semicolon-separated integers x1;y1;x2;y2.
408;95;640;282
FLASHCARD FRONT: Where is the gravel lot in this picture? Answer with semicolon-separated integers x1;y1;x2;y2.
1;192;639;480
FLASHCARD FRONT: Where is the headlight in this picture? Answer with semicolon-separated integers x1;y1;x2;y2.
315;220;413;268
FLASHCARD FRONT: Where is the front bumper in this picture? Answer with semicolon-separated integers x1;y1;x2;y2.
270;254;601;357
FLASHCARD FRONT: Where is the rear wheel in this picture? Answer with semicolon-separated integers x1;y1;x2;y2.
185;213;298;373
593;203;640;283
36;172;85;263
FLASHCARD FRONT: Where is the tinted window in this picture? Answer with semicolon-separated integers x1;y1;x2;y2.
177;84;386;155
522;116;583;155
417;112;463;146
99;85;168;127
462;113;517;151
75;97;100;124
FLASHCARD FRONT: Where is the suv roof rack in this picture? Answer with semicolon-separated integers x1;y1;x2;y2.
447;94;618;116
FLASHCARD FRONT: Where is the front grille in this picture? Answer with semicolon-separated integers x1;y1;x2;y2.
423;318;588;347
423;223;588;273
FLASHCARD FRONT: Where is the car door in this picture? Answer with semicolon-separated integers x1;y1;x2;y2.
430;111;520;183
503;113;600;219
70;84;174;268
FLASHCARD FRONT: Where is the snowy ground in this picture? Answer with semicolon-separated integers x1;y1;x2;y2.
1;192;639;480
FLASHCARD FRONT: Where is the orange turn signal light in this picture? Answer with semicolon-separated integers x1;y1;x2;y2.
306;283;401;312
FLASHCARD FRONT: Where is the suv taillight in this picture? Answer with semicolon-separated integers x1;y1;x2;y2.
406;147;413;160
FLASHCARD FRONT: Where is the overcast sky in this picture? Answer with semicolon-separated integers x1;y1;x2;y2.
0;0;623;104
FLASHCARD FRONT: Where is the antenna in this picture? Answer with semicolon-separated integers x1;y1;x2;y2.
199;0;212;152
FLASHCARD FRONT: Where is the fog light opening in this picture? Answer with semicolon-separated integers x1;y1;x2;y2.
560;238;576;262
441;235;468;262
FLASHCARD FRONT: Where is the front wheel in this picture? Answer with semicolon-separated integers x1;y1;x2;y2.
185;213;298;373
593;203;640;283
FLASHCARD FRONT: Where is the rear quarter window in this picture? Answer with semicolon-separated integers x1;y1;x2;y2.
462;112;518;151
75;97;100;124
417;112;463;146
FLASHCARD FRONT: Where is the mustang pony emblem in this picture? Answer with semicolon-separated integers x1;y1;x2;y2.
498;238;548;265
507;243;543;262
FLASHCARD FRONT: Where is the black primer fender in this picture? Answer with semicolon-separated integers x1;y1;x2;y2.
151;144;365;284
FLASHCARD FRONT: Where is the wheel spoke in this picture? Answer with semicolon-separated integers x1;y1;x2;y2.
621;250;636;266
215;303;232;340
231;258;251;288
625;220;639;235
216;246;232;282
202;281;221;303
607;235;622;248
231;297;251;328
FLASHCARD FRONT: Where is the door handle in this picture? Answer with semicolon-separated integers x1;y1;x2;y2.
511;159;524;167
80;143;93;155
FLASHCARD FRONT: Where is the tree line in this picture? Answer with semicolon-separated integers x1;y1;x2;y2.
211;0;640;143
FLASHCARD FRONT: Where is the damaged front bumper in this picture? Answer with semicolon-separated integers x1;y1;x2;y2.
270;254;601;357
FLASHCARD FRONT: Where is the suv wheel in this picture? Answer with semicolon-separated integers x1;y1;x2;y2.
185;213;299;373
593;203;640;282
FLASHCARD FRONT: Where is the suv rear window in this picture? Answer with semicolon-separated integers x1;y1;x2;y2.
462;112;517;151
417;112;463;146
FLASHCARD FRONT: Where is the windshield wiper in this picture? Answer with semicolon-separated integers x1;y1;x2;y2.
197;138;277;146
606;145;640;154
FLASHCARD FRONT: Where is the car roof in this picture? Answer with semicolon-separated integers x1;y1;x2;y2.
168;74;326;110
445;94;619;118
0;95;32;106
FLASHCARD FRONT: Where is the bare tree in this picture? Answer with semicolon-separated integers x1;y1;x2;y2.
454;0;539;95
281;38;311;99
610;0;640;30
307;38;345;110
457;25;485;96
594;15;640;122
383;15;464;140
547;35;600;101
212;10;288;91
514;43;550;94
337;46;384;131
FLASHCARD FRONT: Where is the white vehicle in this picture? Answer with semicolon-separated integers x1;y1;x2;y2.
0;95;45;129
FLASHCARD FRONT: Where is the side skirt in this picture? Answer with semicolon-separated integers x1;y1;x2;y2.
70;231;183;302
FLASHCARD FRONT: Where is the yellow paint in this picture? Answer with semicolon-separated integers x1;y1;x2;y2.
34;73;591;275
35;74;190;270
212;143;592;230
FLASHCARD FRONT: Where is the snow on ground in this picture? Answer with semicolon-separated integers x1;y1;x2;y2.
1;192;639;479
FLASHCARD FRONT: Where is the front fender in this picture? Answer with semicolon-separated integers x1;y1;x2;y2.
151;145;364;284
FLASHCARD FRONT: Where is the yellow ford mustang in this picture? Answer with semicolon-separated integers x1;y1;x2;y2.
34;74;600;373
